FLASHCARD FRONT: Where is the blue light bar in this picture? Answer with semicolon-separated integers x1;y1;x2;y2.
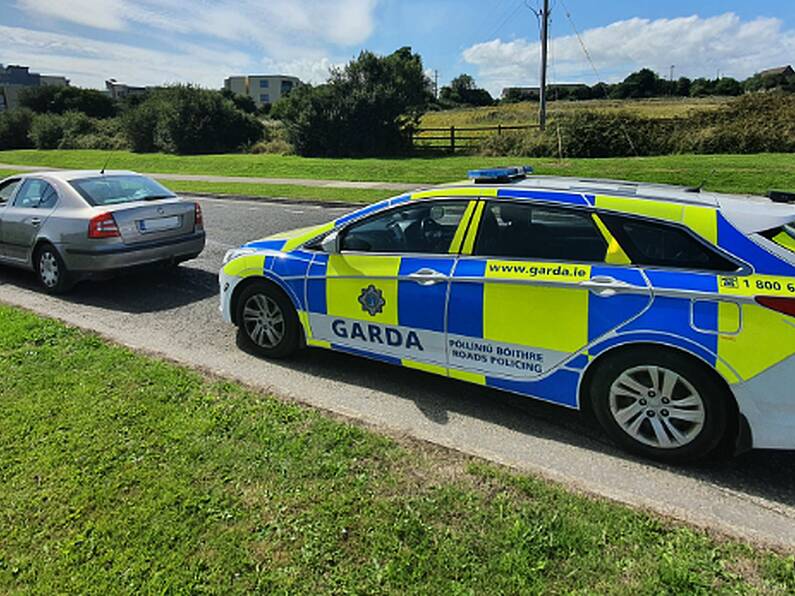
468;165;533;183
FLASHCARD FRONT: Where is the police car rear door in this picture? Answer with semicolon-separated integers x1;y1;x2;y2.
309;199;476;370
447;199;652;388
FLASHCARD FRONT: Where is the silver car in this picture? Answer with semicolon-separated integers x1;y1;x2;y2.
0;170;205;293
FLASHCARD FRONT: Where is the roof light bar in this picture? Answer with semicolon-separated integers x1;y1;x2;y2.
468;165;533;184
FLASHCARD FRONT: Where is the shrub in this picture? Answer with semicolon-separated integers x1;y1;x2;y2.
29;111;94;149
19;85;116;118
0;108;35;149
121;85;264;154
273;47;432;157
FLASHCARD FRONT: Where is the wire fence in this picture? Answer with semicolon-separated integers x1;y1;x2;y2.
412;124;539;153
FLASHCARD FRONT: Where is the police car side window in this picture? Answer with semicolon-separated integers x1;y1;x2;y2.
600;214;739;272
341;201;470;254
474;202;608;262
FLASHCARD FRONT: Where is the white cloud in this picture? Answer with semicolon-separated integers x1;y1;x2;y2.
8;0;380;88
462;13;795;95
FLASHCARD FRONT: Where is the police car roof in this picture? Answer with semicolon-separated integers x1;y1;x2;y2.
440;174;795;234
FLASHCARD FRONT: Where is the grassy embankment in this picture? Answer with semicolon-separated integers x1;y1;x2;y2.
2;149;794;203
1;305;793;593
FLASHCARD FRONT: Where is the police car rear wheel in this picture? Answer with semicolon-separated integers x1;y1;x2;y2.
590;349;728;463
236;282;299;358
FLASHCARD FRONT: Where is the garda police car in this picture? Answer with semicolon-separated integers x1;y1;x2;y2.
219;167;795;462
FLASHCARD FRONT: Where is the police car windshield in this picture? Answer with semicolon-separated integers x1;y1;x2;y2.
70;175;176;206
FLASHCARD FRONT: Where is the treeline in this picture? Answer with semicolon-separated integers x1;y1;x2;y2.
0;84;264;154
503;67;795;103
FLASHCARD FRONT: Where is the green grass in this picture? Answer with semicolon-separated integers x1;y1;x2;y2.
1;305;794;594
160;179;394;204
2;150;795;198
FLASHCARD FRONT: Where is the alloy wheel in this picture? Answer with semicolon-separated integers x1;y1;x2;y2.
242;293;286;348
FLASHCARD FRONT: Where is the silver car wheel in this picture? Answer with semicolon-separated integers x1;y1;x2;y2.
609;365;706;450
242;294;285;348
39;251;60;288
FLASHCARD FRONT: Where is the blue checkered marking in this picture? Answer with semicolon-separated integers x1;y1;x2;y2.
398;257;456;332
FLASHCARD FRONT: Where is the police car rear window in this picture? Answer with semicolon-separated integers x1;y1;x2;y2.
601;214;739;272
473;202;608;262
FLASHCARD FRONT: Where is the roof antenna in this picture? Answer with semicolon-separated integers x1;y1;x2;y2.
685;168;716;193
100;153;111;175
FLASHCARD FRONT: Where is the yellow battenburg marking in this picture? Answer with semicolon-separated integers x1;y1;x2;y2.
448;200;479;254
402;360;447;376
718;275;795;298
717;301;741;334
718;303;795;380
326;254;400;325
682;205;718;244
411;187;498;200
223;254;265;278
461;201;486;255
449;368;486;385
483;260;591;354
772;230;795;253
591;214;631;265
281;222;335;251
297;310;313;338
595;195;683;222
307;338;332;349
715;360;741;385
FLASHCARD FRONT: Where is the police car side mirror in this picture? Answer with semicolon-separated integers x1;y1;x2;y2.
320;231;340;253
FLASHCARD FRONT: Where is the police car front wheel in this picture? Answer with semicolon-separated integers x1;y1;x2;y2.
236;282;300;359
590;348;729;463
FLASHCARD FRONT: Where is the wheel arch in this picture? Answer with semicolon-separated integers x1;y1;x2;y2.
230;275;301;327
31;237;60;270
578;341;746;452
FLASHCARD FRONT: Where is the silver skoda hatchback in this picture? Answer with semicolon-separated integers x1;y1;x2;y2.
0;170;205;293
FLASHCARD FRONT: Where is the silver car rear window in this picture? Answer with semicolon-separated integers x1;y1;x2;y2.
70;175;176;206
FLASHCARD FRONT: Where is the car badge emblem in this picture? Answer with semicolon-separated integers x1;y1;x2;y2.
157;207;165;215
359;284;386;316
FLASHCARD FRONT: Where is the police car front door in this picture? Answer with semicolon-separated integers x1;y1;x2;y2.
308;200;475;371
446;201;651;399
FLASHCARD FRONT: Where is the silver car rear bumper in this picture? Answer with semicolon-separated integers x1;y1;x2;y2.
60;231;205;272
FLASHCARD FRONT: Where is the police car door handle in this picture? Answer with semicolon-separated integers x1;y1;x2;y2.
407;268;447;286
578;276;635;297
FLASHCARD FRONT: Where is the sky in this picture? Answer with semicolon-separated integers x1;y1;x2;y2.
2;0;794;96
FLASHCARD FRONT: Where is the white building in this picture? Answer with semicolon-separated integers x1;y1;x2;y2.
224;75;300;108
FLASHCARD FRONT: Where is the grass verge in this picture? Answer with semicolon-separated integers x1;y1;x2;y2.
2;150;795;197
1;305;793;593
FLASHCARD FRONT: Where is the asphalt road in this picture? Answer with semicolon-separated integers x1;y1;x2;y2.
1;195;794;550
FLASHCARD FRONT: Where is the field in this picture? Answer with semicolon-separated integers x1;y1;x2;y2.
420;97;731;129
2;150;795;202
1;305;793;593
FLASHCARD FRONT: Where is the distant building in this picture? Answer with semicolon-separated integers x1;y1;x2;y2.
224;74;300;108
0;64;69;111
756;65;794;78
105;79;148;100
501;83;587;101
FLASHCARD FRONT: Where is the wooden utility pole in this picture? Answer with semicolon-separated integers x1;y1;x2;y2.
539;0;550;131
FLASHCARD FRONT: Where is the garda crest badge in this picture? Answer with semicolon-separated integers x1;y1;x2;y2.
358;284;385;316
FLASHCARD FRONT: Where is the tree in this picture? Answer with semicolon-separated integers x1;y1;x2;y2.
0;109;35;149
610;68;661;99
714;77;743;96
675;77;692;97
122;85;263;154
19;85;116;118
439;74;494;107
273;47;432;156
220;88;258;114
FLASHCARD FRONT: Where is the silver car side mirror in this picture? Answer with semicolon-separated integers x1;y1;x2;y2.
320;231;340;253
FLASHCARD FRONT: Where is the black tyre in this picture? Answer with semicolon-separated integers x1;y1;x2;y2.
34;244;73;294
589;348;730;463
235;281;300;359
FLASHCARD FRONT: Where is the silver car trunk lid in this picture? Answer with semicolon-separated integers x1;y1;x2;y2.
103;199;196;244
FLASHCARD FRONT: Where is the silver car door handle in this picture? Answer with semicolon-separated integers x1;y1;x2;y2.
29;217;42;226
407;268;447;286
578;276;639;297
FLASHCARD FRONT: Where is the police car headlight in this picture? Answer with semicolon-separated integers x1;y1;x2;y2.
222;247;257;266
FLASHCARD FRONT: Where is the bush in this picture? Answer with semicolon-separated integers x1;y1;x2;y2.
0;108;35;149
273;47;432;157
19;85;116;118
27;112;129;150
121;85;264;154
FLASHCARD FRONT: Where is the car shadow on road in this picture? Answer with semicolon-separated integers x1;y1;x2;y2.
0;263;218;314
267;343;795;510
